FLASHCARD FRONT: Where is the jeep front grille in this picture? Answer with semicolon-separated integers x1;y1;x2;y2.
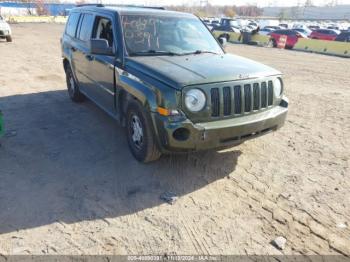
210;80;274;118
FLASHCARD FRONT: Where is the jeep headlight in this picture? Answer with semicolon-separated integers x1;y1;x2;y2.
185;89;206;112
274;78;283;97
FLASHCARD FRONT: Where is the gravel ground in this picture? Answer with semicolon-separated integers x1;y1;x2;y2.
0;23;349;255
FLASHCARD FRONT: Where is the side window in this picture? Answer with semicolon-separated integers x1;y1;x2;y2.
66;12;80;37
78;14;94;42
92;17;114;48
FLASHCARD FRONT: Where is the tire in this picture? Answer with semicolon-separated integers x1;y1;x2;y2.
225;34;230;42
126;100;161;163
269;39;277;48
219;34;229;42
6;35;12;42
65;65;85;102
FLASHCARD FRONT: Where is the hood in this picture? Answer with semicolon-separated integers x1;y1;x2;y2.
125;53;281;90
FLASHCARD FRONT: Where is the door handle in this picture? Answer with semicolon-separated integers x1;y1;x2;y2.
85;54;94;61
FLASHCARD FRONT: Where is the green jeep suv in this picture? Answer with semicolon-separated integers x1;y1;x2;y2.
61;5;288;163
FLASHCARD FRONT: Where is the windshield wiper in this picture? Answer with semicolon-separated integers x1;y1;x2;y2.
129;50;181;56
181;50;220;55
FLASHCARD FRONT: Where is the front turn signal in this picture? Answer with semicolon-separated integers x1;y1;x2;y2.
157;107;179;116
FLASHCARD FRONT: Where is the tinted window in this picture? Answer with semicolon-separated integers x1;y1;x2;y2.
78;14;94;42
66;12;80;37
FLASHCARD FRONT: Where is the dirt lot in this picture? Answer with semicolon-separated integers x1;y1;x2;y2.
0;23;349;256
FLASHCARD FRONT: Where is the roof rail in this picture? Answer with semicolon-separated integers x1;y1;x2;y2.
76;4;165;10
76;4;104;7
112;5;165;10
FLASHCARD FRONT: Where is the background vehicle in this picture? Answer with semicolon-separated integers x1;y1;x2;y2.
269;29;306;48
248;21;258;29
293;27;312;37
335;31;350;42
61;5;288;162
310;29;339;40
202;19;211;25
264;25;282;31
327;26;340;31
308;25;320;31
214;18;241;33
0;15;12;42
210;19;220;28
259;27;274;35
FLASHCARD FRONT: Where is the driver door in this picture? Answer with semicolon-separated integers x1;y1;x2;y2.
86;15;118;115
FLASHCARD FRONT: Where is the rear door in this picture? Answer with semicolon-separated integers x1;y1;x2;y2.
73;12;95;93
64;12;83;81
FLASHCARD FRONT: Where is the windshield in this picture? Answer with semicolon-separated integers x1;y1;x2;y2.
121;15;223;56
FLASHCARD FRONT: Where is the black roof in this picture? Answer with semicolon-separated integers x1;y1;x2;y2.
72;4;194;18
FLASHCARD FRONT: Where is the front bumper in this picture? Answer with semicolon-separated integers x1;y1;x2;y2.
153;97;288;153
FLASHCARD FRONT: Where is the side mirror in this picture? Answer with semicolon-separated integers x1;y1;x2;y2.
90;39;114;56
218;37;227;46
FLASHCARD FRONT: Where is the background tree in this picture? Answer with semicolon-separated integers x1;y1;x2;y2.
223;6;236;17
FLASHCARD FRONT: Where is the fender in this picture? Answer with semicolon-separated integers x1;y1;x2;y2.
117;70;158;113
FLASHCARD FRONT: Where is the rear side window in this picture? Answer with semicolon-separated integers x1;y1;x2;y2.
78;14;94;42
66;12;80;37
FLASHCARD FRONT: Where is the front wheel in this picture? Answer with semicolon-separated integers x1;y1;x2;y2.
6;35;12;42
126;100;161;163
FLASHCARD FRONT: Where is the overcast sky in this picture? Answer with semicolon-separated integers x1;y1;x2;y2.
99;0;350;7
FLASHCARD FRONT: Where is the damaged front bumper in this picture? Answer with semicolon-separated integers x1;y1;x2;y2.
152;97;288;153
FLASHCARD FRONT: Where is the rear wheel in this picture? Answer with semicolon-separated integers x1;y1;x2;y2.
65;65;85;102
6;35;12;42
126;100;161;163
